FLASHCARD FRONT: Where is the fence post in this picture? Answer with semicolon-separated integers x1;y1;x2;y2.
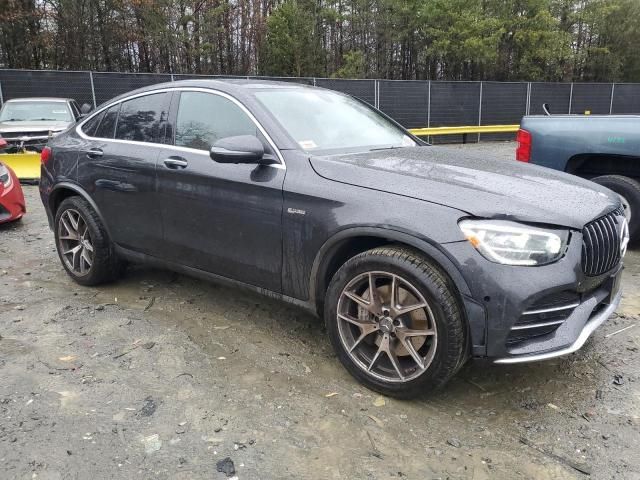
609;83;615;114
89;71;97;108
526;82;531;116
0;80;4;106
568;82;574;114
477;81;483;142
170;73;174;82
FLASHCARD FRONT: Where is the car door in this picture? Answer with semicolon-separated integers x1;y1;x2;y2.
156;89;285;292
77;92;170;255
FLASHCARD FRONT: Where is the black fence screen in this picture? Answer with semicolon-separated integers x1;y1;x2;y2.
611;83;640;114
0;70;94;106
92;72;172;104
2;69;640;143
481;82;528;141
571;83;612;115
378;80;428;129
529;83;571;115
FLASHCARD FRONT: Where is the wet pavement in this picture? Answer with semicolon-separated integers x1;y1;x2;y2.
1;145;638;479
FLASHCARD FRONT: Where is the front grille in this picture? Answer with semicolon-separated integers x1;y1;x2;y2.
506;324;563;346
3;139;47;153
3;131;50;139
582;209;623;276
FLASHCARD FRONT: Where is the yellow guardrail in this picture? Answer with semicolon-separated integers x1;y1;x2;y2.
409;124;520;143
0;152;41;181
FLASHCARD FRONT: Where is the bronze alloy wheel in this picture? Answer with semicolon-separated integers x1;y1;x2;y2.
336;271;438;383
57;208;94;276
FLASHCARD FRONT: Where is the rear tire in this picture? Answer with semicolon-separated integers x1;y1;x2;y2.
54;196;124;286
324;246;468;398
591;175;640;241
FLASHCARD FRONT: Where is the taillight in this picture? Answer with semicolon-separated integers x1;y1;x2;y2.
41;146;52;165
516;129;531;162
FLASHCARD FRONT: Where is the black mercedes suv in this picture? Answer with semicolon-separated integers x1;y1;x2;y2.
39;80;628;397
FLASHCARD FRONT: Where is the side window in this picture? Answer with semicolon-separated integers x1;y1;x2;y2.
81;110;105;137
115;93;168;143
95;104;120;139
174;92;257;151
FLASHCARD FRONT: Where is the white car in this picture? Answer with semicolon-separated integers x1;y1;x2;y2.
0;97;88;152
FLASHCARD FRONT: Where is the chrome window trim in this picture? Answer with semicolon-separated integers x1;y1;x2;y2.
75;87;286;169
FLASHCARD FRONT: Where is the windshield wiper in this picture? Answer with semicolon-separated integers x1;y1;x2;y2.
30;118;59;121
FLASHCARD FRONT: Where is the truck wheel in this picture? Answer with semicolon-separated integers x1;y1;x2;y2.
54;196;124;286
591;175;640;241
324;246;468;398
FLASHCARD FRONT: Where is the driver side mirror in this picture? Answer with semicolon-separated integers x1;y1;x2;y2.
210;135;275;165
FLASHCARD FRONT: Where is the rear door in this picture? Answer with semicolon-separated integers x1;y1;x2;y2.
155;89;285;292
77;92;170;254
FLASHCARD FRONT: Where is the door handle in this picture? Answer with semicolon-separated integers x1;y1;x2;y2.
163;157;188;169
85;148;103;158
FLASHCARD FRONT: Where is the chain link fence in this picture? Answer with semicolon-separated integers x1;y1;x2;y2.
1;69;639;143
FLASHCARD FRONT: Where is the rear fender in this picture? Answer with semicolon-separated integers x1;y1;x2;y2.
49;182;111;237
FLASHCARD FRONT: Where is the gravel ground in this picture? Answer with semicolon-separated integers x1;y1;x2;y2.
1;143;639;480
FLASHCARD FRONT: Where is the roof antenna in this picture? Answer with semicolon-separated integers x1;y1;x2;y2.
542;103;551;116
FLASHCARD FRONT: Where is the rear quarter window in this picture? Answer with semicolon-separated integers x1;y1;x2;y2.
81;110;106;137
95;104;120;139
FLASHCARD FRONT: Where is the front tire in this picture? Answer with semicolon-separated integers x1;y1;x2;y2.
591;175;640;241
54;196;123;286
324;246;468;398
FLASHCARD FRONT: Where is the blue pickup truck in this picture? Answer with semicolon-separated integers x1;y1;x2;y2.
518;115;639;240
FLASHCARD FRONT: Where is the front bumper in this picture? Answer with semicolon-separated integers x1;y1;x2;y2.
494;289;621;363
442;230;622;361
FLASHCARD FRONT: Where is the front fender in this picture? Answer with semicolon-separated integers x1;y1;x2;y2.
309;225;473;308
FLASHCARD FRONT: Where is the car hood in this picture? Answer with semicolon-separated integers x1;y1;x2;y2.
0;120;71;134
309;146;620;229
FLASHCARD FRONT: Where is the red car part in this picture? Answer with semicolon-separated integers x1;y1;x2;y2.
0;161;26;224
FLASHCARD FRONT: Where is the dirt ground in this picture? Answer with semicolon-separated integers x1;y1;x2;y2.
1;146;639;479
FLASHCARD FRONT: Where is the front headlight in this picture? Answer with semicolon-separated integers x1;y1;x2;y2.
0;163;11;188
459;219;568;266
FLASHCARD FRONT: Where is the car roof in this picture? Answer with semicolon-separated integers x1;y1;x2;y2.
102;79;313;106
5;97;72;103
155;78;311;91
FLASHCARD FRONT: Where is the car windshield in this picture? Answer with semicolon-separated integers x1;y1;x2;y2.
254;89;416;153
0;101;72;122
